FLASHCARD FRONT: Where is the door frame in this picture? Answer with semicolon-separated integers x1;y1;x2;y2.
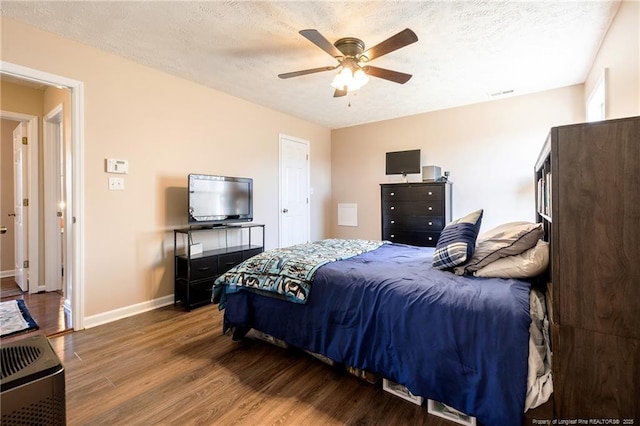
43;103;64;293
1;60;86;330
2;111;38;291
278;133;311;247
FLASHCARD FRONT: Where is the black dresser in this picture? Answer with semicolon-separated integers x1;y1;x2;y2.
380;182;452;247
173;224;264;310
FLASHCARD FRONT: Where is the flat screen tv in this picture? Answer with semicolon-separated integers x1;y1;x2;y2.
188;174;253;226
385;149;421;176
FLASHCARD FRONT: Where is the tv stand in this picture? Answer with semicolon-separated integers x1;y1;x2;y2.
173;223;265;311
190;224;225;229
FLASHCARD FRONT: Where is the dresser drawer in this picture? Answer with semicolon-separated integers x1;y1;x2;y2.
382;201;443;216
176;256;218;281
243;247;264;260
382;184;443;201
382;216;444;231
382;230;441;247
218;252;243;273
179;278;215;308
191;278;215;296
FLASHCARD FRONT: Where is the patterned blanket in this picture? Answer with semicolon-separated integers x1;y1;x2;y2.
214;239;385;307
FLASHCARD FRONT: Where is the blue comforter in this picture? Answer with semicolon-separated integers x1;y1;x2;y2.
221;242;531;426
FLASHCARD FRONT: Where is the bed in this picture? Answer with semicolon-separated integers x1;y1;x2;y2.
213;229;552;426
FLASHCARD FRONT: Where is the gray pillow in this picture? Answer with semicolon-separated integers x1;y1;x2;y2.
454;221;544;275
473;239;549;278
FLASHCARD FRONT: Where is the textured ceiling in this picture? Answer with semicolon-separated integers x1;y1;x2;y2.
1;1;620;129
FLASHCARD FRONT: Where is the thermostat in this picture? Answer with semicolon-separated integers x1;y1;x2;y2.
106;159;128;174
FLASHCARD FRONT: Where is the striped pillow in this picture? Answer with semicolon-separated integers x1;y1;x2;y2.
432;209;483;270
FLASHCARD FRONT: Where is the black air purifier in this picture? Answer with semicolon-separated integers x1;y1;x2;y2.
1;334;66;425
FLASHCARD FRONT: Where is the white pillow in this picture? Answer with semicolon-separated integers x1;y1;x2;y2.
473;239;549;279
454;221;544;275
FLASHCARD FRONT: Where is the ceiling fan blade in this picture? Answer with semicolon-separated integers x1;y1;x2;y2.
333;88;347;98
363;66;412;84
299;29;344;59
278;66;337;79
360;28;418;62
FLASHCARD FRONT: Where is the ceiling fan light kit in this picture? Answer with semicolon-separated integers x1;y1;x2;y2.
331;61;369;92
278;28;418;98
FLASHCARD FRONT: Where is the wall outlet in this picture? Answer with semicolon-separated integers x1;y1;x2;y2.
108;177;125;191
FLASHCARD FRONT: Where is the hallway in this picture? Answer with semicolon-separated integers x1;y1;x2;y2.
1;276;72;342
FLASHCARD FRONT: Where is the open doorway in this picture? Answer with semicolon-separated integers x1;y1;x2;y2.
43;104;66;297
1;92;69;335
1;61;85;331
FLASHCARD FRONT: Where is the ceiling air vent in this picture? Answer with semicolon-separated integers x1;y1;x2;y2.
489;89;515;97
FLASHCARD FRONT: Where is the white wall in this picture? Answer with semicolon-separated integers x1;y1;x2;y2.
584;0;639;120
331;85;584;239
1;17;332;319
330;0;639;241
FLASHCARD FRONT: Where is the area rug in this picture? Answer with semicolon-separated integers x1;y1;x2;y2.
0;299;39;338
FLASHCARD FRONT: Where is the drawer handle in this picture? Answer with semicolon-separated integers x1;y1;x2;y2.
198;267;210;271
390;234;395;238
428;191;433;195
428;221;433;226
428;206;433;211
428;237;433;241
390;206;395;210
390;192;395;196
390;220;395;224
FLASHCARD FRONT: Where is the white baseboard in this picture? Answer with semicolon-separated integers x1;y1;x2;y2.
83;294;175;329
1;270;15;279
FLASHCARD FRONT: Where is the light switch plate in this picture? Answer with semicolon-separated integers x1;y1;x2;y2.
108;177;125;190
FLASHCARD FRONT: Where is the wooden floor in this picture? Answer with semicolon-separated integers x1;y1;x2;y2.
1;276;72;342
42;302;553;426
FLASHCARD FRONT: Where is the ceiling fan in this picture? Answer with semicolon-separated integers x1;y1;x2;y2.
278;28;418;97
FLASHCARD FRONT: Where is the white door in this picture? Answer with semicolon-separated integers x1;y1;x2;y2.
279;135;310;247
12;123;27;291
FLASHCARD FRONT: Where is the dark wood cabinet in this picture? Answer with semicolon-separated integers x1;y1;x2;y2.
174;224;264;311
534;116;639;419
380;182;452;247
